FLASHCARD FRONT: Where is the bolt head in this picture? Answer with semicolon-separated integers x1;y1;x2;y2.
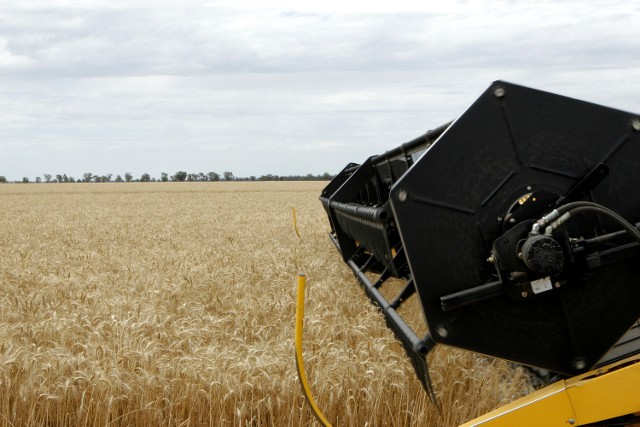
398;190;407;202
573;358;586;370
632;118;640;131
521;291;528;298
568;418;576;425
436;325;448;338
493;86;505;98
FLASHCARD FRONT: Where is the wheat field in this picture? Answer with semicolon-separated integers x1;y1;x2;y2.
0;182;531;426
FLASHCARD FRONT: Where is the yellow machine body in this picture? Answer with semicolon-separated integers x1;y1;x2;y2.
462;355;640;427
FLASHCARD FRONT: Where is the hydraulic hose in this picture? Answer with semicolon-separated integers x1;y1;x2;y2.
543;202;640;242
295;274;332;427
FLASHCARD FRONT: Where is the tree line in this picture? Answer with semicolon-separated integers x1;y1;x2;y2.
0;171;335;184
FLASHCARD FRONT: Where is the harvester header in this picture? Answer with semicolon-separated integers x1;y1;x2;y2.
320;81;640;409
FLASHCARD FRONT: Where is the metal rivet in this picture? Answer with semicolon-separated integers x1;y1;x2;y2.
555;281;562;288
487;254;496;263
436;325;448;338
632;118;640;131
494;86;505;98
526;186;532;191
568;418;576;425
497;216;503;222
521;291;528;298
509;218;516;223
573;358;586;370
398;190;407;202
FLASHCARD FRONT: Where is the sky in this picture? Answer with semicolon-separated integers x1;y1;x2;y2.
1;0;639;181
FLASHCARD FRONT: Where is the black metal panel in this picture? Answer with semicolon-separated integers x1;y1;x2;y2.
389;81;640;375
320;162;359;235
326;157;379;263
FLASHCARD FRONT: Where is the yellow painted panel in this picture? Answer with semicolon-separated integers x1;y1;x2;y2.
566;358;640;425
460;381;575;427
461;356;640;427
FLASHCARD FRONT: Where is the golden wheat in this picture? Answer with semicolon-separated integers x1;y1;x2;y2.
0;182;531;426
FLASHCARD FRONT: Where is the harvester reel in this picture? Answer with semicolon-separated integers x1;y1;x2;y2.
321;81;640;401
390;82;640;376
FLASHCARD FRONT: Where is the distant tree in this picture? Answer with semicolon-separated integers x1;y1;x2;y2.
124;172;133;182
22;177;29;183
223;171;234;181
115;175;123;182
250;176;256;181
140;173;151;182
187;173;197;182
62;174;69;183
173;171;187;182
83;172;92;183
35;176;42;183
43;173;52;183
207;172;220;181
160;172;168;182
321;172;333;180
197;172;206;181
0;176;6;183
55;174;63;183
107;174;113;182
69;176;76;183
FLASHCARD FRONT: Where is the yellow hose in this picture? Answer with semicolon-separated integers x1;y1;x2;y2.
295;274;332;427
292;207;301;239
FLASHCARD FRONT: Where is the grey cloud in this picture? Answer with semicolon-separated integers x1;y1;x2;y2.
0;0;639;181
3;2;639;78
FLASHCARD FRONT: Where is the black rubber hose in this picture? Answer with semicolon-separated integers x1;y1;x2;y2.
568;202;640;242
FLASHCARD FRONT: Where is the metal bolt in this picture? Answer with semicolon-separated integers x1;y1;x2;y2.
493;86;505;98
436;325;448;338
398;190;407;202
521;291;528;298
526;186;532;191
517;252;522;259
568;418;576;425
573;358;586;370
497;216;503;222
509;218;516;224
632;118;640;131
555;281;562;288
487;254;496;263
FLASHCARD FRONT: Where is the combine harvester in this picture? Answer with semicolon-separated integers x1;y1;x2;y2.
320;81;640;426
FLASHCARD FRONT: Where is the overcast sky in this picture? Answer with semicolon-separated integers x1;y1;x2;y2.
1;0;639;181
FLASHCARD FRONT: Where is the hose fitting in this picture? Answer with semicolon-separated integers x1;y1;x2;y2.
532;209;560;234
